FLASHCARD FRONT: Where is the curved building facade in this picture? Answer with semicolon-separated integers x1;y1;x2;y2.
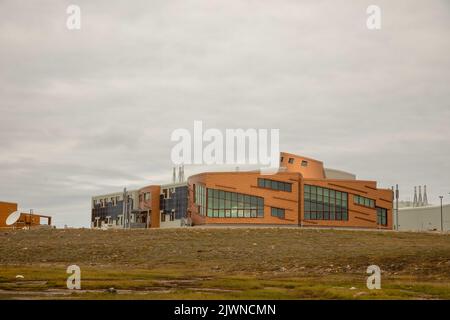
187;152;393;229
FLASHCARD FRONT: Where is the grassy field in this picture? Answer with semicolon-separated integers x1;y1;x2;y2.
0;227;449;299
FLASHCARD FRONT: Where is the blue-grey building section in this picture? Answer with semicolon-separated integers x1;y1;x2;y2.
91;199;133;223
160;186;188;219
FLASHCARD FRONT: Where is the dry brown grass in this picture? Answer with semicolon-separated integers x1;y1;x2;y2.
0;228;449;299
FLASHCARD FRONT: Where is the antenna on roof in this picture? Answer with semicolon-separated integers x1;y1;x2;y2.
418;185;423;207
413;186;418;207
172;167;176;183
178;165;184;182
423;185;428;206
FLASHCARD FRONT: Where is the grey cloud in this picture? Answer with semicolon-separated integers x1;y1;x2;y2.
0;0;449;226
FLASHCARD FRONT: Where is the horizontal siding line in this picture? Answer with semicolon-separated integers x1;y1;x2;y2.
273;196;298;203
327;183;369;194
214;184;237;190
354;216;376;223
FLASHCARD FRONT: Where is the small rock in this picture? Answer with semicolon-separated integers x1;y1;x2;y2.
106;287;117;294
279;267;287;272
349;287;356;290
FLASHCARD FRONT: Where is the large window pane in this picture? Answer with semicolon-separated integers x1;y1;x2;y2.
304;185;348;221
205;187;264;219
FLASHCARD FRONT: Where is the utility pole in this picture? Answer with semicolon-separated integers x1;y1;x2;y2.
439;196;443;232
123;187;128;229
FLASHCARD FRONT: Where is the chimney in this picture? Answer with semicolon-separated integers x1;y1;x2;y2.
413;186;417;207
418;186;423;207
178;166;183;182
423;185;428;206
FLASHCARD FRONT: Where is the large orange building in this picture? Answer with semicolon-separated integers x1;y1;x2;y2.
187;152;393;229
91;152;393;230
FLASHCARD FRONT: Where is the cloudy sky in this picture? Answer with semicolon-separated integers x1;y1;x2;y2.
1;0;449;227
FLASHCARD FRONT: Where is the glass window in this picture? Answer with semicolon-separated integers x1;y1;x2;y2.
257;207;264;217
271;207;285;219
317;187;323;196
354;195;376;209
206;188;264;219
303;185;348;221
377;207;388;226
258;178;264;188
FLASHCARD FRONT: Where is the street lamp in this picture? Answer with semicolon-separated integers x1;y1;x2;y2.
439;196;443;232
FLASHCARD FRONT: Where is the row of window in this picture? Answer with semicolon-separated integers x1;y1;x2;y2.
206;188;264;218
354;195;375;208
304;185;348;221
93;196;123;207
281;156;308;167
257;178;292;192
194;183;388;225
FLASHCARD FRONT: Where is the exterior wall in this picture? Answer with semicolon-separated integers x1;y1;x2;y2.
187;171;393;230
138;185;161;228
88;152;392;230
92;190;139;210
160;215;183;228
302;179;393;230
188;171;302;226
0;201;18;228
280;152;325;178
398;204;450;232
16;213;41;226
160;182;188;220
91;190;139;228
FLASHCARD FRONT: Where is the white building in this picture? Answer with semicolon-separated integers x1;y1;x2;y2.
398;204;450;232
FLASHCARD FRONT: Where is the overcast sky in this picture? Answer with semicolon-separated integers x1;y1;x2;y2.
1;0;449;227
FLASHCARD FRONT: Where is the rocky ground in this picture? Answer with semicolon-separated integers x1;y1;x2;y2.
0;228;449;299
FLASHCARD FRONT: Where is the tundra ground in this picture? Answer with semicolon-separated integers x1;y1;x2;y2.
0;228;449;299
